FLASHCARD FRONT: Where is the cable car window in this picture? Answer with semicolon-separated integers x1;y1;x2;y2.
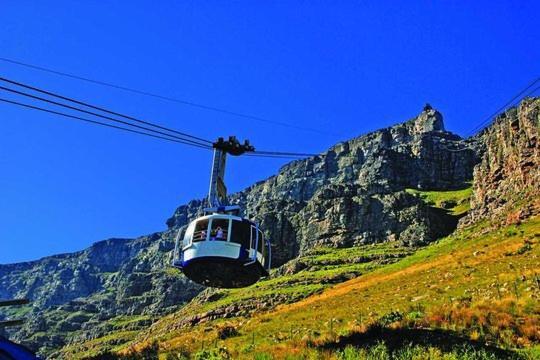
177;225;187;243
210;218;229;241
183;222;196;246
230;220;251;248
257;230;264;253
193;219;209;242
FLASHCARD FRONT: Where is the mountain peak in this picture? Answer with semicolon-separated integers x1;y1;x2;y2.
414;104;445;133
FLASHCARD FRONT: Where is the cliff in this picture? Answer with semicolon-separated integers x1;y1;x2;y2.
68;98;539;360
462;97;540;226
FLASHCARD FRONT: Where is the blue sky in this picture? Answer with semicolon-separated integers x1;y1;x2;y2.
0;1;538;264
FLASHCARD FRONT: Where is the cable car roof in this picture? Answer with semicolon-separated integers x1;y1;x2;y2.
194;213;252;222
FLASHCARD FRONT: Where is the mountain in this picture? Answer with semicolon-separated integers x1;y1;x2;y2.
80;97;538;360
1;99;538;359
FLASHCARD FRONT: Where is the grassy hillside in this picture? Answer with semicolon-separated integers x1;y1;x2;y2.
405;186;473;216
57;188;540;359
140;219;539;359
58;243;415;358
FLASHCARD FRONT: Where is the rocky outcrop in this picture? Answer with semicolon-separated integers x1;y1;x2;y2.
462;97;539;226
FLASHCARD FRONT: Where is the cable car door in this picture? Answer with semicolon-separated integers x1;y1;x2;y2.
249;225;258;261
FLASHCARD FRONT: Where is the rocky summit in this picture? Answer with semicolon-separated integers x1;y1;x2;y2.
2;101;537;358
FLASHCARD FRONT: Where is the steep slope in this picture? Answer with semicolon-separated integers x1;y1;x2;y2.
60;98;539;359
1;104;480;357
463;97;540;226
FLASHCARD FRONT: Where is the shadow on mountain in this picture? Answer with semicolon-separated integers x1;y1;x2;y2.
428;206;465;238
317;326;519;359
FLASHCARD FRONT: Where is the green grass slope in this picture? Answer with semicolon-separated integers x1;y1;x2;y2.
58;188;540;359
58;243;415;359
405;187;473;216
133;219;539;359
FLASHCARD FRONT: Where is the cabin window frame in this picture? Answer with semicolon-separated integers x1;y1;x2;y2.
192;219;210;242
208;217;231;242
230;219;251;248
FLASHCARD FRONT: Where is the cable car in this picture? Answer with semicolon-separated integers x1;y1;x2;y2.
172;137;271;288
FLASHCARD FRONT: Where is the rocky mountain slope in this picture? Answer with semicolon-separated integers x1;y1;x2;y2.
168;105;478;264
2;101;527;358
71;97;538;359
0;234;203;353
462;97;539;226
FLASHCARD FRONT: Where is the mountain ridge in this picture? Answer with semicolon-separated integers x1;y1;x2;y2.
100;97;539;360
4;100;538;358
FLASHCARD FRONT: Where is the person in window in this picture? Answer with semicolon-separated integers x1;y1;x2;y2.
200;230;207;241
216;226;224;241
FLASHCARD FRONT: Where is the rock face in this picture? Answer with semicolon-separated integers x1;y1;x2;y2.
462;97;540;226
168;106;479;265
0;233;203;354
0;106;480;356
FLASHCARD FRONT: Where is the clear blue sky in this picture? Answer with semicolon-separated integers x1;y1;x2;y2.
0;1;538;264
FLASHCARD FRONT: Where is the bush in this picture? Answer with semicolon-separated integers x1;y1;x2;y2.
337;342;390;360
82;341;159;360
216;324;239;339
336;343;508;360
378;311;404;326
165;349;190;360
253;353;273;360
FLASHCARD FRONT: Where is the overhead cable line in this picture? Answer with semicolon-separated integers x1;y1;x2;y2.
0;97;212;150
446;84;540;152
245;153;313;160
0;84;210;148
0;75;319;159
466;77;540;136
0;57;337;136
0;76;212;146
252;150;318;157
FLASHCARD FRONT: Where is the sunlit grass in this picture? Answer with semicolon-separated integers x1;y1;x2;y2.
406;186;473;215
65;212;539;359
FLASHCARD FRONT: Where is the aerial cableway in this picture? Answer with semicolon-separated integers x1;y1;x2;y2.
172;136;272;288
0;76;318;288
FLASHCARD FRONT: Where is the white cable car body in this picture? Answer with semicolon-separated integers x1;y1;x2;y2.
172;137;271;288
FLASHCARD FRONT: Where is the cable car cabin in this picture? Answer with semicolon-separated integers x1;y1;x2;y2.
172;213;271;288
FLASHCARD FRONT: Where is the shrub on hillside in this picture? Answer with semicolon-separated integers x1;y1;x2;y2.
216;323;239;339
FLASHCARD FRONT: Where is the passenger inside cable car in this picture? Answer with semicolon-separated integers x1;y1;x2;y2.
210;218;228;241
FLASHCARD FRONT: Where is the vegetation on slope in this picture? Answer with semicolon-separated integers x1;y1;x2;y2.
122;216;540;359
60;244;414;358
405;186;473;216
56;185;540;359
